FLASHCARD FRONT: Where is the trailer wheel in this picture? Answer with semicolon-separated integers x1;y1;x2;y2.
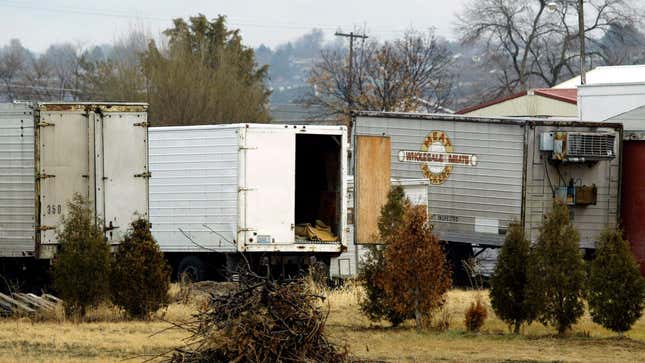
177;256;206;282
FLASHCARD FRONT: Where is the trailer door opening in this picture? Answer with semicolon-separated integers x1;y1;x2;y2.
295;133;342;242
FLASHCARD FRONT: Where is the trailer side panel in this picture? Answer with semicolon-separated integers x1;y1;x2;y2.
0;104;35;257
149;126;239;252
355;116;524;247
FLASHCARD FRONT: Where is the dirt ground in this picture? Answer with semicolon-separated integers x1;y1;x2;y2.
0;284;644;362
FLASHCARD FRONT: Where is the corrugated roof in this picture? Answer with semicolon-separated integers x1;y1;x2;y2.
456;88;576;114
554;65;645;88
533;88;577;103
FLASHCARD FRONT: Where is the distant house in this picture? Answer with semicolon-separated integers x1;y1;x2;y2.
456;88;577;118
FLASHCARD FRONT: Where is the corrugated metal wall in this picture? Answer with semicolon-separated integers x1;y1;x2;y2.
149;126;239;253
355;116;524;246
525;126;620;249
0;103;35;257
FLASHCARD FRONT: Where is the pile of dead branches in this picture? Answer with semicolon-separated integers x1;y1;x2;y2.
166;266;349;363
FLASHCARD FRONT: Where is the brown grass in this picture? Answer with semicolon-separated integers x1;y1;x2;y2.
0;283;643;362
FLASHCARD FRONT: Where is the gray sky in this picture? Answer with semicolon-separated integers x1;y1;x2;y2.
0;0;469;52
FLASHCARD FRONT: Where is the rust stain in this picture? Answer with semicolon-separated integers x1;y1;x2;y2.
39;103;148;113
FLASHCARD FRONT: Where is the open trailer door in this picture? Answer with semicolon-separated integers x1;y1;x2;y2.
242;127;296;247
354;135;391;244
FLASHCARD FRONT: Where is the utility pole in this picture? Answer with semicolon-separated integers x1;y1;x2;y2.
578;0;586;85
335;31;368;111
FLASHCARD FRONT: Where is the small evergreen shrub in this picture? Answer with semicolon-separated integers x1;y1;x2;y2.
464;298;488;332
358;186;408;326
111;218;171;319
588;227;645;335
489;222;534;333
528;199;586;335
52;194;111;318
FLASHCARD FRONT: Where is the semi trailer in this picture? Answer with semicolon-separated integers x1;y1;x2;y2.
352;112;622;281
0;102;149;282
148;124;347;280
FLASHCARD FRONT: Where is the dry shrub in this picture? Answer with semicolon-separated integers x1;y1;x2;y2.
433;305;452;331
464;298;488;332
380;205;452;330
166;264;349;362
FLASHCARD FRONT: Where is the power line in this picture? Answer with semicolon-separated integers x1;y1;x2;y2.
0;0;412;34
0;0;418;33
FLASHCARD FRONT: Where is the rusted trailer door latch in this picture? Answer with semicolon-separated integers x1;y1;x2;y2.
134;171;151;178
36;173;56;179
37;122;55;127
37;225;56;231
133;121;149;127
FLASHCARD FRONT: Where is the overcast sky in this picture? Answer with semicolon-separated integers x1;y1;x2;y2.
0;0;469;52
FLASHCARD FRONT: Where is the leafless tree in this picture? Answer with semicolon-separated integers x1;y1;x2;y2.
44;43;84;100
23;55;54;100
0;39;29;101
457;0;641;94
307;30;453;124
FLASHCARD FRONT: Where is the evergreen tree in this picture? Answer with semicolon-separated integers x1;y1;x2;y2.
489;222;534;333
358;185;408;326
111;218;172;319
528;199;586;335
588;228;645;335
52;194;111;318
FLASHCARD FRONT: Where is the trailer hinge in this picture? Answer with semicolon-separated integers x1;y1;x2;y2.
238;187;254;192
133;121;149;127
238;228;255;232
37;122;55;127
36;173;56;179
134;171;152;178
239;146;257;150
37;225;56;231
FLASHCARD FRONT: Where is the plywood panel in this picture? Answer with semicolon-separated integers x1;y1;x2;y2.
355;136;391;244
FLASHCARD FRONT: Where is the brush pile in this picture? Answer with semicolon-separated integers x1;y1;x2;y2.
167;267;348;363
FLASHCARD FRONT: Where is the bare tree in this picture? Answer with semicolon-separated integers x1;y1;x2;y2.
457;0;641;94
0;39;29;101
22;55;53;100
307;30;453;123
79;31;148;102
44;43;84;100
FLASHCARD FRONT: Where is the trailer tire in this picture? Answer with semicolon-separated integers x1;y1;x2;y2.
177;256;206;282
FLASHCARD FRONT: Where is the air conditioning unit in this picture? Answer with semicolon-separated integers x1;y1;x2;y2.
552;132;615;162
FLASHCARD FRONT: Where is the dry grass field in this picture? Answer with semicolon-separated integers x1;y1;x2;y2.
0;282;644;362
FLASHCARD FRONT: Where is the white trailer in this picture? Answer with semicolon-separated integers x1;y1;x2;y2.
149;124;347;279
0;102;149;264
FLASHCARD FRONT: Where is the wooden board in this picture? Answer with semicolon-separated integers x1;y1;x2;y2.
355;135;391;244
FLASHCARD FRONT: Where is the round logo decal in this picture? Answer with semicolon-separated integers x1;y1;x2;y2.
422;131;453;184
397;131;478;185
